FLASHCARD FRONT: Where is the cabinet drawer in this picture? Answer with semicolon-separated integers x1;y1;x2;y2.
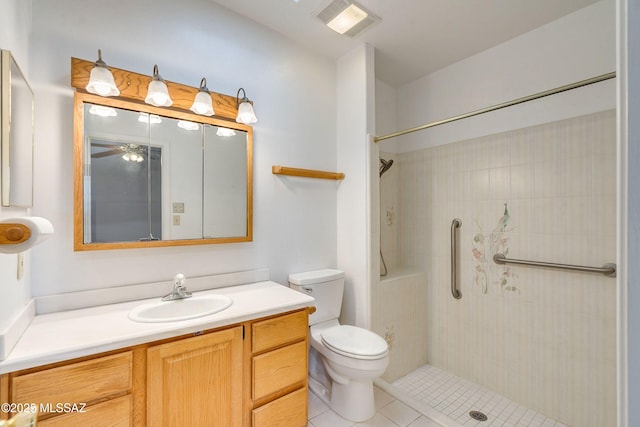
252;310;308;353
38;394;132;427
252;341;307;401
11;352;132;406
252;387;307;427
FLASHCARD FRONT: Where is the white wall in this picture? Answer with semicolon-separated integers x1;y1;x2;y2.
382;0;616;154
336;44;376;328
0;0;33;331
26;0;337;297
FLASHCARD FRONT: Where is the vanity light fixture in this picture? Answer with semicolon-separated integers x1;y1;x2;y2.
190;78;215;116
85;49;120;97
88;104;117;117
216;127;236;137
235;88;257;124
178;120;200;131
145;64;173;107
138;112;162;124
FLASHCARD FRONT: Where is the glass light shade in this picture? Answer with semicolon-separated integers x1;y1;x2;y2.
88;105;117;117
178;120;200;131
216;127;236;137
123;150;144;162
138;113;162;124
86;66;120;97
236;101;257;124
190;91;215;116
145;80;173;107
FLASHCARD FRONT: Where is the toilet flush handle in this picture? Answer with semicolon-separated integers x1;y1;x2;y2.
301;286;313;293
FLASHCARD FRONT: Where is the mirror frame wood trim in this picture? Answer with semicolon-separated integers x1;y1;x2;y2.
73;91;253;251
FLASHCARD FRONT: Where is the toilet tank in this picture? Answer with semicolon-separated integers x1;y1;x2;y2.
288;269;344;326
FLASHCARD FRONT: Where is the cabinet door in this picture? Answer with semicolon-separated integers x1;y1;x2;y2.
147;327;243;427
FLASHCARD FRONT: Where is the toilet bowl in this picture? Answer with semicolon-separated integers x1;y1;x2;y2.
309;319;389;421
289;269;389;422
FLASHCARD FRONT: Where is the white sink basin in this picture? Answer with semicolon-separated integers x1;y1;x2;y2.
128;294;233;323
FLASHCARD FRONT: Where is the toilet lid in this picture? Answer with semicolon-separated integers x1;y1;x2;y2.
321;325;388;359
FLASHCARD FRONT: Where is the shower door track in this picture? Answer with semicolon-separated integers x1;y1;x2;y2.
373;71;616;143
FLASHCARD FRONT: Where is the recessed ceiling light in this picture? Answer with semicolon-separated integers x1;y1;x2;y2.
317;0;380;37
326;4;368;35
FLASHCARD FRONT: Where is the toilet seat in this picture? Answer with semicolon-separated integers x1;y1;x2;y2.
321;325;388;360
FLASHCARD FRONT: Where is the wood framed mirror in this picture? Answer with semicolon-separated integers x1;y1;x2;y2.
73;91;253;251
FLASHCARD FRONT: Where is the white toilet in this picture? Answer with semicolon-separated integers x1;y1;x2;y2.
289;269;389;422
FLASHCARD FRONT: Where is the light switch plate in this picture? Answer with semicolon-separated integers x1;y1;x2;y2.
172;202;185;213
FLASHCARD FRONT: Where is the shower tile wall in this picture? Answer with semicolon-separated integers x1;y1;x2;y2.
373;271;427;381
383;110;617;427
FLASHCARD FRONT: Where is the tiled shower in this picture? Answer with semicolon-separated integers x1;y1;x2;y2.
372;110;617;426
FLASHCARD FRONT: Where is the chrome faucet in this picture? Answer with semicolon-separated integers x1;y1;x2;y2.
162;273;192;301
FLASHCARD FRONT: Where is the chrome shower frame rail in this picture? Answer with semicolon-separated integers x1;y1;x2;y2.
450;218;462;299
373;71;616;143
493;253;616;278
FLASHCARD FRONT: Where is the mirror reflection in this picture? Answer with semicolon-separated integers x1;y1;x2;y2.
1;49;34;207
76;95;252;250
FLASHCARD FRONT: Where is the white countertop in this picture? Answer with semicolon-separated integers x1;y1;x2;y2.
0;281;315;374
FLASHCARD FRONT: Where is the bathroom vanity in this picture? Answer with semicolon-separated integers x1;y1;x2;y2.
0;281;314;426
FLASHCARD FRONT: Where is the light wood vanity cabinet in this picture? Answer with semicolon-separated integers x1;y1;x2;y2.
5;351;141;426
0;308;311;427
247;310;309;427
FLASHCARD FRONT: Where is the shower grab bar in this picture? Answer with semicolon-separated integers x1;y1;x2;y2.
493;253;616;278
450;218;462;299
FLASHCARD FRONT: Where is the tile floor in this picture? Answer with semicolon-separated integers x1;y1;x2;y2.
308;364;569;427
392;365;567;427
307;386;443;427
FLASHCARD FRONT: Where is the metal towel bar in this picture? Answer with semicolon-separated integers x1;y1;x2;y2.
450;219;462;299
493;253;616;278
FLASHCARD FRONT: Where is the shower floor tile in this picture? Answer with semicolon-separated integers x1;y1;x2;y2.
392;365;567;427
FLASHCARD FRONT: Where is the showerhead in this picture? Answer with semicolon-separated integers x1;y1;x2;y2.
379;158;394;177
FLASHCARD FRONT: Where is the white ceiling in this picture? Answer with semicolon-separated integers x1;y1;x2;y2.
210;0;601;87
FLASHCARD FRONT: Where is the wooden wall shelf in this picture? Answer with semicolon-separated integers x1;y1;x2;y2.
272;166;345;181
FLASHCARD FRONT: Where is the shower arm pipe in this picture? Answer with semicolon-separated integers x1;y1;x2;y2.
493;253;617;278
450;218;462;299
373;71;616;143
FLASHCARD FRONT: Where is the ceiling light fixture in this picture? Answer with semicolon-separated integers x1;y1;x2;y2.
327;4;367;34
235;88;257;124
145;64;173;107
317;0;380;37
190;78;215;116
85;49;120;97
122;144;144;163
